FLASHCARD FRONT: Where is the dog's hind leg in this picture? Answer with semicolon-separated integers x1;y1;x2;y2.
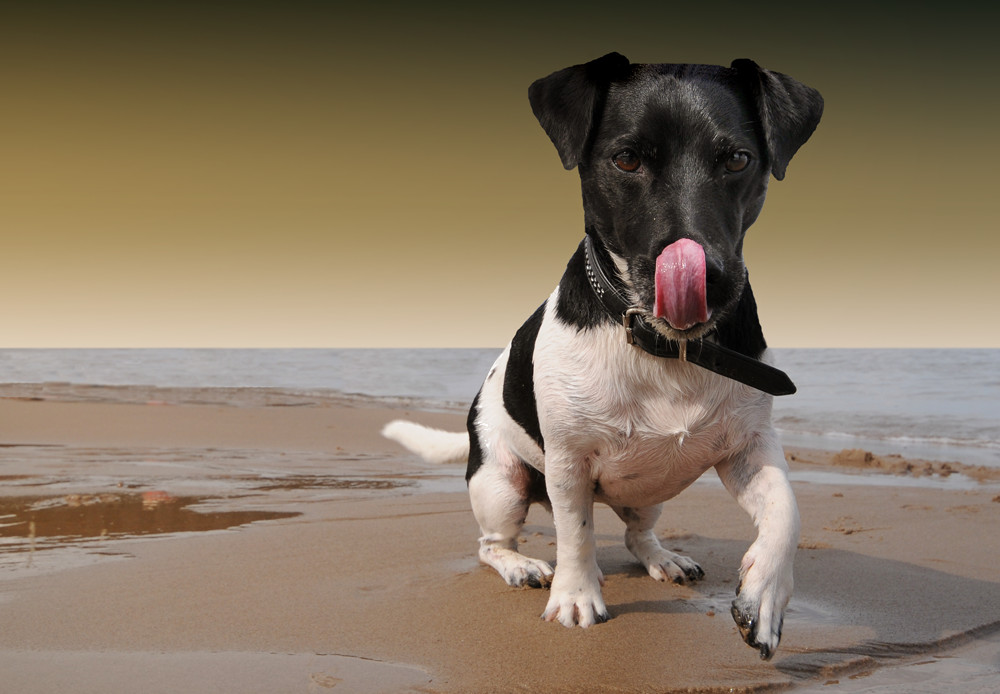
612;504;704;584
468;457;553;588
715;433;800;660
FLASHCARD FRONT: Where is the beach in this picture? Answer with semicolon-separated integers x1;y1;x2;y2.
1;385;999;693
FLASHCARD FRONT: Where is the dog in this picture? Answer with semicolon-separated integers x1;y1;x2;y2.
383;53;822;660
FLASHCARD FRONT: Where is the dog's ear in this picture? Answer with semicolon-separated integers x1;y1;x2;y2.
528;52;632;170
731;59;823;181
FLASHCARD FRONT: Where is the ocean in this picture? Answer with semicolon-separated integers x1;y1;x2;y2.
0;348;996;468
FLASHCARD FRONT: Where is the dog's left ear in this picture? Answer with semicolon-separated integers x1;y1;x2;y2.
529;52;632;170
731;59;824;181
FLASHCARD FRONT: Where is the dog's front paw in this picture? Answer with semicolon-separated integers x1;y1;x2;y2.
729;551;793;660
542;569;608;628
731;588;784;660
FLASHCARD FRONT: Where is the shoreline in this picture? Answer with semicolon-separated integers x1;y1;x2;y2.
3;380;996;470
1;388;998;692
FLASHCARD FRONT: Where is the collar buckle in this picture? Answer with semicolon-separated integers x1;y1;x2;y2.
622;307;644;345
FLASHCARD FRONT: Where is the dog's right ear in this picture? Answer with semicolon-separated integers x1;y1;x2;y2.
528;53;631;170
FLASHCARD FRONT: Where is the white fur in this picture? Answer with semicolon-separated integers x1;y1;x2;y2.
380;420;469;465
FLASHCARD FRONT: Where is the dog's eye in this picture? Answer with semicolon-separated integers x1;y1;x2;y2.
725;151;751;173
613;150;641;173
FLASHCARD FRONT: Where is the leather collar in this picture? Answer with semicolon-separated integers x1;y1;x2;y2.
583;235;796;396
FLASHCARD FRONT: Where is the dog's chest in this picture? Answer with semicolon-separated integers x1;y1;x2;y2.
586;412;733;506
534;311;768;507
583;377;747;506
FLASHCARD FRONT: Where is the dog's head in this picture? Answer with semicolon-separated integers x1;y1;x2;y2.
529;53;823;340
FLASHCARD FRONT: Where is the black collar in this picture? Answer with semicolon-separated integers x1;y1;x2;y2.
583;236;796;396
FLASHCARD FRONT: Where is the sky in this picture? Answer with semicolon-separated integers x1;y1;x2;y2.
2;1;998;348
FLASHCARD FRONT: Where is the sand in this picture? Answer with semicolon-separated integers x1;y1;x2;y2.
1;385;998;693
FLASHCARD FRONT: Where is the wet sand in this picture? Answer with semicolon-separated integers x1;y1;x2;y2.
1;385;999;693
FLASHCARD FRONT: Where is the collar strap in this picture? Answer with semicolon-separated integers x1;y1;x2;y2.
583;236;796;396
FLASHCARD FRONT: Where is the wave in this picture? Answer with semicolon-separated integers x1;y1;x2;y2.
774;425;1000;452
0;382;472;414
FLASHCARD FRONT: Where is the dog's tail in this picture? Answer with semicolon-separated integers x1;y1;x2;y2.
381;420;470;465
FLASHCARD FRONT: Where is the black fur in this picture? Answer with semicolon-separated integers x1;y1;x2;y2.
502;301;547;451
465;389;485;482
731;59;824;181
712;274;768;359
528;52;631;170
554;240;617;331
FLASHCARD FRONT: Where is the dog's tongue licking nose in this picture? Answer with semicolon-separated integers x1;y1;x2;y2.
654;239;710;330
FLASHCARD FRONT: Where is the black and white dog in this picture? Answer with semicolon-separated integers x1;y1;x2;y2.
384;53;822;660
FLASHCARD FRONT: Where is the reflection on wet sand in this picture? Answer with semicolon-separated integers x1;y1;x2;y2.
0;471;424;570
0;492;299;562
0;469;429;577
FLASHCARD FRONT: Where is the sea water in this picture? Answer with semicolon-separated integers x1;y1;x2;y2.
0;348;996;468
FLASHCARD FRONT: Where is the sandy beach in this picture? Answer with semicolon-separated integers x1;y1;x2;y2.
1;385;998;693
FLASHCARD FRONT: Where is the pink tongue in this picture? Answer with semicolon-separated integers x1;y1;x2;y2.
654;239;710;330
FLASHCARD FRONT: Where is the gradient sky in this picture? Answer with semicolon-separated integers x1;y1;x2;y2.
2;1;997;347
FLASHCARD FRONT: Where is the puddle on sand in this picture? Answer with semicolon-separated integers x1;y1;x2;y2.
0;492;299;562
